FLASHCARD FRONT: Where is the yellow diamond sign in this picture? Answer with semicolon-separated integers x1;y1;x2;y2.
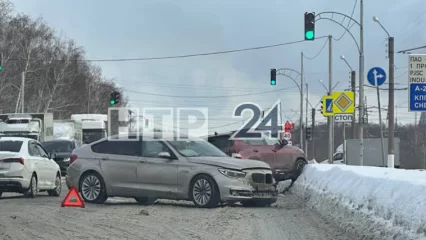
332;91;355;114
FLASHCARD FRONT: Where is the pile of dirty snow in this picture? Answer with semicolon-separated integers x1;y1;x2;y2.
291;164;426;240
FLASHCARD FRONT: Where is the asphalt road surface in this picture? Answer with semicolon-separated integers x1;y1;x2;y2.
0;180;356;240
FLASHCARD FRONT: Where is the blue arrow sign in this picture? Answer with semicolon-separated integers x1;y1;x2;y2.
325;98;333;113
367;67;387;86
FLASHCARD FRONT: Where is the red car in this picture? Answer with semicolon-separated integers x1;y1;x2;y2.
207;132;307;182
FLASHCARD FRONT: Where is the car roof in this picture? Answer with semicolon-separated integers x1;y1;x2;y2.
0;136;33;142
205;131;235;138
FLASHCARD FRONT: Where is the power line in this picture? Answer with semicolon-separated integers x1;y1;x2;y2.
123;86;297;98
334;0;358;41
9;36;328;63
303;38;329;60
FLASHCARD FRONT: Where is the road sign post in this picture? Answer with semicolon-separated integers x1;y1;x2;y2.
367;67;387;167
408;54;426;112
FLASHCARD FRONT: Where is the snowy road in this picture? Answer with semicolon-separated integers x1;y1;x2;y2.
0;182;355;240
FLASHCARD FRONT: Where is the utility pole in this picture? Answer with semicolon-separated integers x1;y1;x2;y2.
388;36;395;168
311;108;316;159
351;70;356;139
359;0;365;166
328;35;334;164
21;72;25;113
305;83;309;154
300;52;304;150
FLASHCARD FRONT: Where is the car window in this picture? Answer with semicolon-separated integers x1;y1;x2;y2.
142;141;171;157
42;141;73;152
242;139;265;145
28;142;42;157
35;144;49;158
0;140;23;152
208;135;233;149
91;140;141;156
168;139;227;157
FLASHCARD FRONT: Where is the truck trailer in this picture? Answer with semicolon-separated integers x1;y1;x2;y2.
0;113;54;142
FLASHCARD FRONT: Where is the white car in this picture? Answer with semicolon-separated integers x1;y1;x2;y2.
0;137;62;198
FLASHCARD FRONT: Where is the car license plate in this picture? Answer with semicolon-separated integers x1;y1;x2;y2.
254;192;272;198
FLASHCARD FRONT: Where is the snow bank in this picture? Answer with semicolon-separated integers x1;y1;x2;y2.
292;164;426;240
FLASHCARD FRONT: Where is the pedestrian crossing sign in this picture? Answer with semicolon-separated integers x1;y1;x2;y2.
321;95;334;117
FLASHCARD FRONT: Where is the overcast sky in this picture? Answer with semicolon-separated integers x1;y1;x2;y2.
13;0;426;134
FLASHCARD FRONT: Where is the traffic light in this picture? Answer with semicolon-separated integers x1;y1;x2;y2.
110;91;120;105
305;127;312;140
320;100;324;116
0;53;3;72
304;12;315;40
270;69;276;85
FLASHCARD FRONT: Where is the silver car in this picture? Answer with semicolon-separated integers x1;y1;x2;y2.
66;134;278;208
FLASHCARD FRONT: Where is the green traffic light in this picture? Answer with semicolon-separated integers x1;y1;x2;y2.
271;80;276;85
0;66;2;72
305;31;314;40
110;100;115;105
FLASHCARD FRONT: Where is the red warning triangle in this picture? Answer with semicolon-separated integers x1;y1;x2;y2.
61;186;85;208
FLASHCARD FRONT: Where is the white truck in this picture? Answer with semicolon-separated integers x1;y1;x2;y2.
333;138;401;168
70;114;107;144
0;113;54;142
53;119;83;145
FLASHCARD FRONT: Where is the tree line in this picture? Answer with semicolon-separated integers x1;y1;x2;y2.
0;0;126;119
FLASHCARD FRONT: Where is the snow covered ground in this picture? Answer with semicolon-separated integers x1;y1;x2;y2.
290;164;426;240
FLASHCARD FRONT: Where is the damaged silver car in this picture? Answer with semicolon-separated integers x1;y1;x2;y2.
66;133;278;208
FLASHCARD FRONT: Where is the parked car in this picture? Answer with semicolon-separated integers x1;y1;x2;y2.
0;137;62;198
66;133;278;208
206;132;307;182
42;139;80;176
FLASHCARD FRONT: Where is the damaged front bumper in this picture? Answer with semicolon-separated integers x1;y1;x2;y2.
216;169;279;202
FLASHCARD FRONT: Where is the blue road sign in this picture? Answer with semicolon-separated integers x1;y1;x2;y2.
409;84;426;111
325;98;333;113
367;67;387;86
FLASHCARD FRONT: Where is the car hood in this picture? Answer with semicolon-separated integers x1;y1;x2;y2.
187;156;271;170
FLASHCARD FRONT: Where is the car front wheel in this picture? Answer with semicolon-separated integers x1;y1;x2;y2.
79;172;108;204
190;175;220;208
48;174;62;196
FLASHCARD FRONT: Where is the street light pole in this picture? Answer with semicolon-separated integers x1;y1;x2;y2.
359;0;365;166
340;55;357;139
373;16;395;168
300;52;304;150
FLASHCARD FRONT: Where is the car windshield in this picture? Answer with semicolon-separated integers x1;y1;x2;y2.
42;141;73;153
83;130;104;144
167;139;227;157
0;140;23;152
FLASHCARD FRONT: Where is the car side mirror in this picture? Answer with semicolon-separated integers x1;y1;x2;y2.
48;153;56;159
157;151;172;159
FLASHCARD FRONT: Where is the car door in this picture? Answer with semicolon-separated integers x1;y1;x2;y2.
137;140;178;199
27;141;49;189
34;143;57;188
91;139;142;197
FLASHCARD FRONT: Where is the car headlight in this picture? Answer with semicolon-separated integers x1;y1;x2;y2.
218;168;246;178
63;158;70;162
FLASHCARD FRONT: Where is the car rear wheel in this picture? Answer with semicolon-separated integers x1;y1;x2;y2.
190;175;220;208
48;174;62;196
79;172;107;204
24;175;37;198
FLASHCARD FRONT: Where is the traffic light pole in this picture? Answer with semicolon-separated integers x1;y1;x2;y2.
300;52;304;151
351;70;356;138
328;35;334;164
305;83;309;155
388;36;395;168
311;108;316;159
